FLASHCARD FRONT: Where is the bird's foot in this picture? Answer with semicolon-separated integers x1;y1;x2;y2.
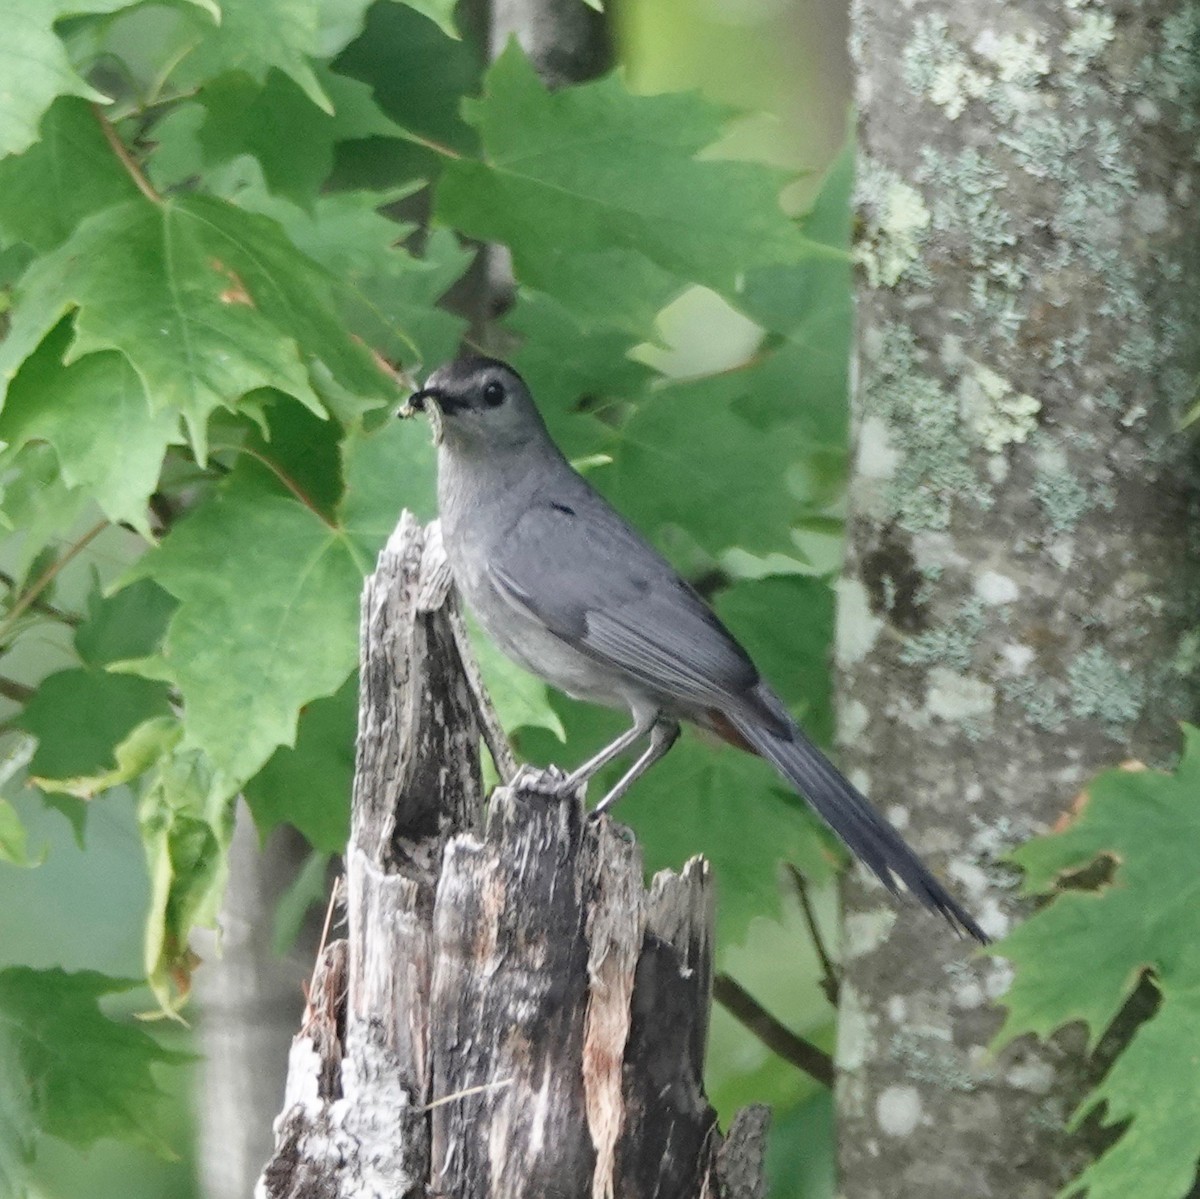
511;763;583;801
584;807;635;847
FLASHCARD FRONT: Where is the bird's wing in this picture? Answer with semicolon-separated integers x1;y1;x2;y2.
486;494;788;733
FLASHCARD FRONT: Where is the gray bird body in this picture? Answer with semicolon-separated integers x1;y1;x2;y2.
410;355;986;943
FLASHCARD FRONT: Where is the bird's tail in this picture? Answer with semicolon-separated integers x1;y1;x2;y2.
728;713;988;943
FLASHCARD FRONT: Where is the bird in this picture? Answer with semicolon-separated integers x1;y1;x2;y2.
404;354;986;943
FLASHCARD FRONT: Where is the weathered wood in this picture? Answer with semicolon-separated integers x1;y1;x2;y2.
258;515;767;1198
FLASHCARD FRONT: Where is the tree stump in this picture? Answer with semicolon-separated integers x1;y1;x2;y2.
258;514;768;1199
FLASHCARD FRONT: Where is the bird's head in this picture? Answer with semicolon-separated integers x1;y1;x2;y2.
403;355;546;451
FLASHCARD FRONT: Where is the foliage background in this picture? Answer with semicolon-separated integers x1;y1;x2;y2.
0;1;855;1196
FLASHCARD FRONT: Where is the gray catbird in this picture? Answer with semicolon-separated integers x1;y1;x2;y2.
406;355;986;942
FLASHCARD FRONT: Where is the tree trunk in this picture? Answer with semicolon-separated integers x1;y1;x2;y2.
838;2;1199;1195
257;515;769;1199
194;813;317;1199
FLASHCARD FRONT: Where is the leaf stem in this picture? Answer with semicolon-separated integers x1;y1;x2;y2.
208;443;336;530
92;104;163;205
396;129;463;160
0;570;81;627
0;676;34;704
786;862;841;1007
0;523;108;646
713;971;834;1088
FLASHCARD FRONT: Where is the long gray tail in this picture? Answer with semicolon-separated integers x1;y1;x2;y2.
730;714;987;943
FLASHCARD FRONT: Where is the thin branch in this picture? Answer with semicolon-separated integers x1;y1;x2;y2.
786;863;841;1007
713;972;834;1089
0;523;108;646
0;570;81;627
92;103;162;205
111;85;201;126
0;676;34;704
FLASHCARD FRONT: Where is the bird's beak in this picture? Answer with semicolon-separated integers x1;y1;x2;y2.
400;387;439;418
401;386;447;445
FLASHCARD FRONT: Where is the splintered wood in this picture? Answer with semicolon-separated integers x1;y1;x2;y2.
258;514;767;1199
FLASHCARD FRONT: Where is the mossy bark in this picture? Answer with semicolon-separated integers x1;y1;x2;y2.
838;2;1200;1194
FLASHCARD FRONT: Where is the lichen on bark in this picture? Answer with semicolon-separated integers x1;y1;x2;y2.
838;2;1200;1195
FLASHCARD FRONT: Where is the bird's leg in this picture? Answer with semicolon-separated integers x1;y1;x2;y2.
591;719;681;817
560;709;658;792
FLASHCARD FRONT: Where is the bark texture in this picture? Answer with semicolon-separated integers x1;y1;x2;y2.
258;515;767;1199
838;3;1200;1196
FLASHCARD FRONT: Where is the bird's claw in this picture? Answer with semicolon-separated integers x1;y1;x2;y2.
511;763;582;801
585;809;634;846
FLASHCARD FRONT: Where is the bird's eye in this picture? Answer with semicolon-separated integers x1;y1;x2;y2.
482;380;505;407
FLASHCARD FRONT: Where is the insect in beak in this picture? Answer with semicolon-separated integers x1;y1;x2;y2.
399;388;446;445
400;387;439;418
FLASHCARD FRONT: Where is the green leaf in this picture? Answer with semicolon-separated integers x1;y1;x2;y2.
32;715;180;803
196;66;407;206
0;98;139;252
244;679;355;852
435;44;822;329
0;739;40;867
232;180;471;368
18;714;226;1011
0;444;90;586
237;390;346;519
395;0;459;39
504;288;654;457
0;3;111;159
0;798;33;867
271;849;332;955
0;966;186;1153
142;103;205;193
765;1090;836;1199
735;140;854;438
713;575;836;746
993;725;1200;1199
18;669;171;784
620;733;839;945
74;578;176;670
0;320;180;533
125;471;366;785
338;412;438;551
706;885;835;1120
0;195;389;456
333;0;481;186
1064;987;1200;1199
136;740;235;1011
468;622;565;742
121;407;433;793
601;366;826;560
172;0;338;115
315;0;377;57
0;1;220;158
335;224;472;369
